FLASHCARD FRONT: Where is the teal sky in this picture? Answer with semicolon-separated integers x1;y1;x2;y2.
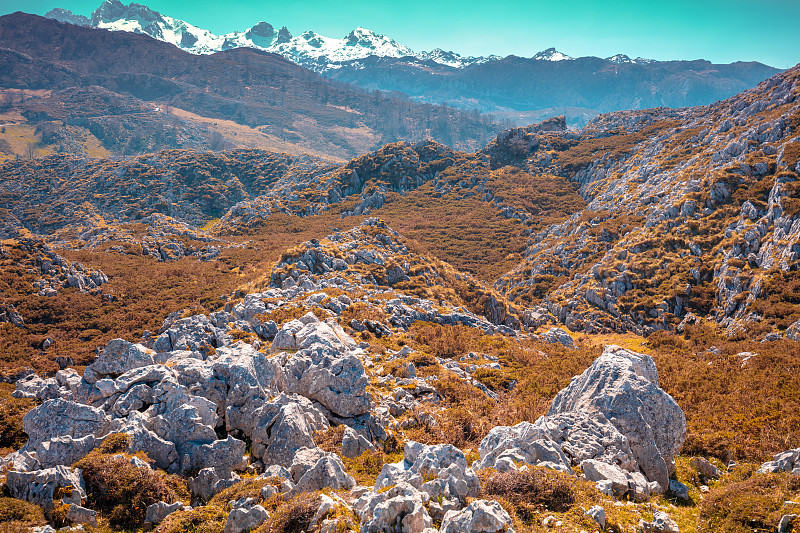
4;0;799;68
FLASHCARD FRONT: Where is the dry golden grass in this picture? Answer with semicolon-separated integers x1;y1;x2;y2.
168;107;342;161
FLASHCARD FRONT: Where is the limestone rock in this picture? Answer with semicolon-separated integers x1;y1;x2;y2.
83;339;155;382
23;398;110;449
144;501;186;529
668;479;690;501
284;350;371;418
541;327;574;348
690;456;721;479
586;506;606;529
548;345;686;490
375;442;480;505
251;395;326;467
341;426;376;458
440;500;515;533
5;465;87;512
357;483;433;533
66;504;97;527
475;410;637;475
757;448;800;474
190;467;241;504
289;447;328;482
581;459;630;498
224;505;269;533
12;374;59;400
288;453;355;495
779;515;797;533
639;511;679;533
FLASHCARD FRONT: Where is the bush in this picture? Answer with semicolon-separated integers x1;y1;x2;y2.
0;497;47;530
480;468;575;520
75;450;189;530
97;432;131;454
0;383;36;454
699;468;800;533
258;492;321;533
155;505;228;533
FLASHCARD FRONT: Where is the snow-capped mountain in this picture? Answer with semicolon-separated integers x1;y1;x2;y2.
44;1;659;73
46;0;497;71
605;54;654;65
532;47;573;61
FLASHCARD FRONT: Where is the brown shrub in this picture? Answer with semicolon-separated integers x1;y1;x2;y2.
480;467;576;519
75;449;189;529
0;383;36;455
699;467;800;533
258;492;321;533
0;497;47;530
208;478;282;507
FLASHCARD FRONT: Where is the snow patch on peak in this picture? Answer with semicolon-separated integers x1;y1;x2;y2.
532;47;574;61
606;54;655;65
606;54;633;64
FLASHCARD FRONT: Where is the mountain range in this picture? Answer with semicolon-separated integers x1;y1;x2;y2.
0;12;500;161
45;1;782;126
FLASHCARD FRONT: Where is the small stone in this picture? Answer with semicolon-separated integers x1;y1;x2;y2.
586;505;605;529
690;457;721;479
668;479;690;501
66;504;97;527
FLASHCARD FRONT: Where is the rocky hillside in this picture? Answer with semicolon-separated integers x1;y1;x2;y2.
2;218;799;533
0;13;500;161
4;64;800;340
493;64;800;339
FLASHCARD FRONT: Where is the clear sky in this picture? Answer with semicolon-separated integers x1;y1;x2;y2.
3;0;799;68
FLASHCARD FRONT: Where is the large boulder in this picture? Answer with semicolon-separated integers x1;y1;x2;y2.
288;452;355;495
251;394;327;467
547;345;686;490
284;350;371;418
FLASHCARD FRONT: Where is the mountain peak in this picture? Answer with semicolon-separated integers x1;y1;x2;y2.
606;53;633;64
532;47;574;61
44;7;91;26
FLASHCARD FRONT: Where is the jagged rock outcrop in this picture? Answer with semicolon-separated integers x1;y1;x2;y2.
476;345;685;493
548;345;685;490
495;66;800;337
